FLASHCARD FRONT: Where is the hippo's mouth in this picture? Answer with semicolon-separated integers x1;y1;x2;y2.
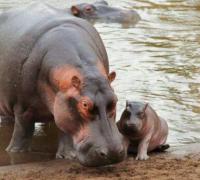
76;148;126;167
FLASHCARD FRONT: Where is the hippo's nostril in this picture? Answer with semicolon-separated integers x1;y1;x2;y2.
99;151;107;158
96;149;108;159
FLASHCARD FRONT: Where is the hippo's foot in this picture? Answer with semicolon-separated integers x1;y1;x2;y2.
56;132;76;160
56;149;76;160
136;153;149;161
6;107;35;153
6;140;31;152
154;144;170;152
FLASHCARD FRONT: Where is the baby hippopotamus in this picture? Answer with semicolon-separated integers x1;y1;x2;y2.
117;101;169;160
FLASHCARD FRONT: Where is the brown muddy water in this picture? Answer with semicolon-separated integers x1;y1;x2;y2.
0;0;199;166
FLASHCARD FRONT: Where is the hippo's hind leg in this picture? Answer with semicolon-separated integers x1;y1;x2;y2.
6;105;35;152
154;144;170;152
56;131;76;160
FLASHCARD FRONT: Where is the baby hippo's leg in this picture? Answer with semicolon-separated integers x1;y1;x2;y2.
136;140;149;160
136;132;152;160
154;144;170;152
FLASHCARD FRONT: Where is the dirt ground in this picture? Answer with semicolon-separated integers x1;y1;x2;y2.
0;144;200;180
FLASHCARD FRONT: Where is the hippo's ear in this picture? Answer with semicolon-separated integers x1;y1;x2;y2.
71;6;80;16
71;76;81;89
143;103;148;113
108;71;116;83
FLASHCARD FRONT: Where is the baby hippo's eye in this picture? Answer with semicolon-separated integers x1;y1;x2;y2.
137;112;145;119
123;110;131;118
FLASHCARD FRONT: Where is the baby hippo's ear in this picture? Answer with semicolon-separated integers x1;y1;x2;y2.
126;100;129;107
143;103;148;113
71;6;80;16
125;100;131;111
108;71;116;83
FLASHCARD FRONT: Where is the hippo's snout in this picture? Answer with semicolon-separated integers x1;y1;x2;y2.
76;136;127;167
95;144;125;161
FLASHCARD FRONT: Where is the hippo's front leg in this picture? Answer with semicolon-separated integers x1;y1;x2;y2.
56;131;76;160
136;140;149;160
136;132;152;161
6;105;35;152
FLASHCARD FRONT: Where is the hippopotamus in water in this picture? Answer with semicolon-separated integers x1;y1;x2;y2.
0;3;127;167
117;101;169;160
70;0;140;25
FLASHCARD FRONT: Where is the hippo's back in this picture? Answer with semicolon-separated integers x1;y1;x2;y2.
0;3;108;115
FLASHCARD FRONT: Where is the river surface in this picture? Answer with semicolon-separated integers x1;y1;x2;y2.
0;0;199;166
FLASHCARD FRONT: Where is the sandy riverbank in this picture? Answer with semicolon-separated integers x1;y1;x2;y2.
0;144;200;180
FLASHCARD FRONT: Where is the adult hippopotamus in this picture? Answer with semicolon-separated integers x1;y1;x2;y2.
0;3;126;167
117;101;169;160
70;0;140;25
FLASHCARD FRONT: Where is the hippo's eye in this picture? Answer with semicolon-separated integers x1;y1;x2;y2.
81;100;90;110
84;6;94;13
80;97;94;112
77;99;95;120
83;102;88;108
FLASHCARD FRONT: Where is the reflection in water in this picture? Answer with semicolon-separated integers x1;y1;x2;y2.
0;0;199;165
0;120;57;166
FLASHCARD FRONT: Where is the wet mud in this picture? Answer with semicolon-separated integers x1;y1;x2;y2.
0;144;200;180
1;144;200;180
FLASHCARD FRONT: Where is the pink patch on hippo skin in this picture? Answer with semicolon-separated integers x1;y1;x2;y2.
50;65;83;92
73;125;90;144
53;92;80;135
